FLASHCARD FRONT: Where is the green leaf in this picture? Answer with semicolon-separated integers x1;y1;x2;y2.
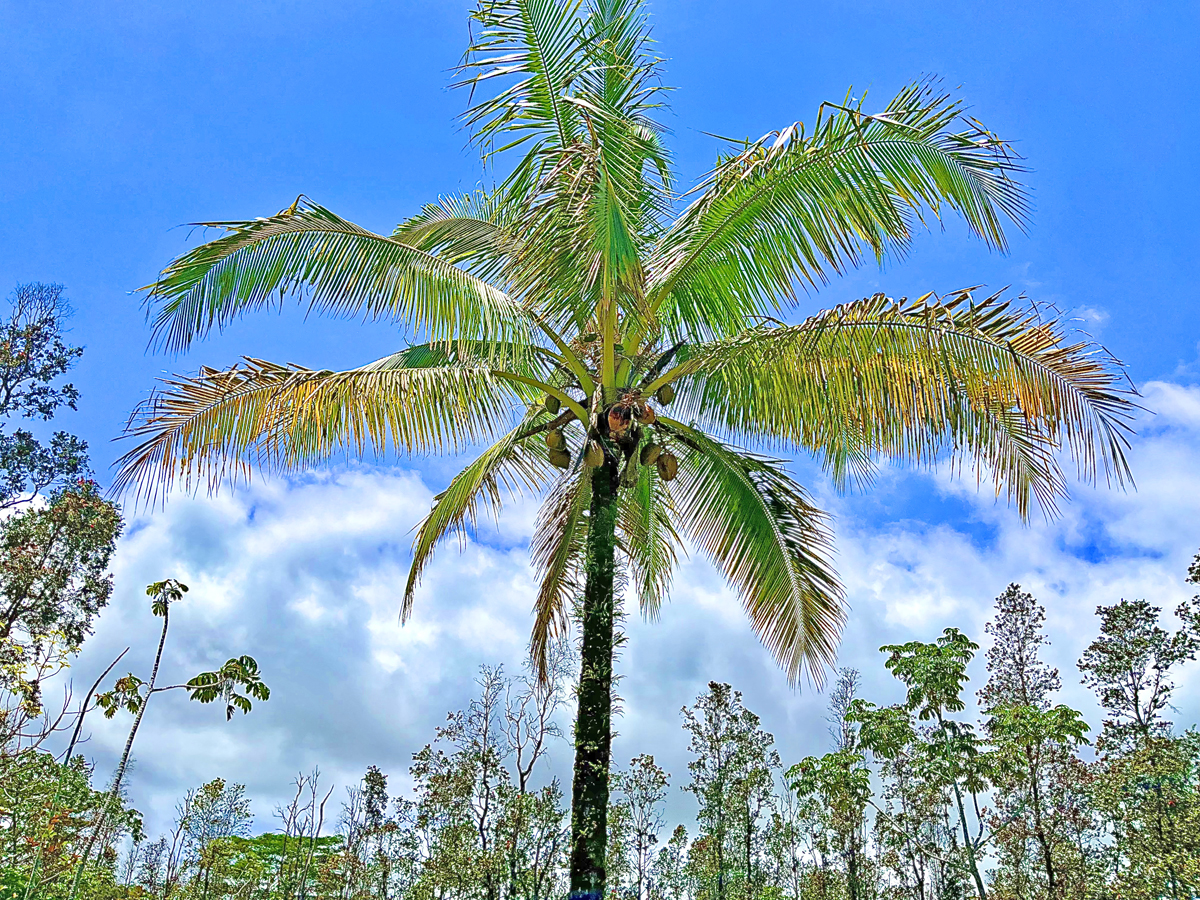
658;420;844;686
645;82;1028;340
145;199;526;354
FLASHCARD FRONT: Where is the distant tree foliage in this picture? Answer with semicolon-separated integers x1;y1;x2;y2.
0;282;122;649
0;488;1196;900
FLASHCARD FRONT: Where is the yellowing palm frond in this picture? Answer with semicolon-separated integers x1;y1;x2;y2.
669;290;1135;518
530;464;592;672
115;353;520;504
617;452;681;622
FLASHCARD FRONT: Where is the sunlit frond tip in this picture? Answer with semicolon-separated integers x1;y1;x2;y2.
112;356;517;506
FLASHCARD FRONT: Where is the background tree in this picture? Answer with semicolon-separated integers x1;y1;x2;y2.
409;663;570;900
979;586;1092;900
787;669;872;900
648;826;691;900
0;750;141;899
181;779;254;900
612;755;669;900
1077;588;1200;751
75;580;270;897
1079;551;1200;900
0;283;88;507
853;630;992;900
7;561;1190;900
0;284;122;760
683;682;780;900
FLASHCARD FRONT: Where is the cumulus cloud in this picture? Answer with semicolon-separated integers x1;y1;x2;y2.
62;383;1200;835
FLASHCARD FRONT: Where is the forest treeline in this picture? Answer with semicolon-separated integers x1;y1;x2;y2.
2;285;1198;900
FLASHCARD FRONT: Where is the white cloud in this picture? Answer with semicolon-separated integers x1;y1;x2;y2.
59;383;1200;835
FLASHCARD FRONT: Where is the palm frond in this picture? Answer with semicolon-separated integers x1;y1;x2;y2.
114;351;521;504
458;0;586;153
393;190;517;284
643;82;1028;341
667;290;1135;518
572;0;674;291
146;199;523;354
529;462;591;674
404;411;556;620
617;449;682;621
659;420;845;686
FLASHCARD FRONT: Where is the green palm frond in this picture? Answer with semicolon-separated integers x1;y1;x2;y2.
146;199;523;354
530;463;591;672
114;351;522;504
665;290;1135;517
579;0;670;137
459;0;586;155
642;82;1028;341
659;419;844;686
393;190;518;286
404;411;556;620
617;450;681;622
570;0;673;291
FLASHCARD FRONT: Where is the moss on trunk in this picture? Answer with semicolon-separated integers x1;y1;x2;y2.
568;454;620;900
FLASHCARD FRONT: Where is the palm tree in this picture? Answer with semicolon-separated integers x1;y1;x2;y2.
116;2;1135;897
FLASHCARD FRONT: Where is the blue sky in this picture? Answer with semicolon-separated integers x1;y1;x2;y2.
2;0;1199;834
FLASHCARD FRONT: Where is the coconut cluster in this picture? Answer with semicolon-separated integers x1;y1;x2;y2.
541;382;679;481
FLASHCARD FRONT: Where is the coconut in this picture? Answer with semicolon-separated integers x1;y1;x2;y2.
543;394;561;414
656;452;678;481
584;441;605;468
655;384;676;405
640;443;662;465
635;404;656;425
606;407;631;436
545;429;566;450
548;448;572;469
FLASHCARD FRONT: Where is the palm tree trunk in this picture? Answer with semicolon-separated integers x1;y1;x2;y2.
568;456;620;900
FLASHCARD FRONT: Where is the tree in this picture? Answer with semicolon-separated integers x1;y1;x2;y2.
682;683;779;900
114;4;1136;897
73;579;270;897
787;669;871;900
0;749;141;898
1077;580;1200;751
649;826;691;900
0;284;122;693
980;586;1092;900
0;283;88;508
410;664;569;900
0;480;121;652
183;779;254;899
1087;733;1200;900
612;754;669;900
1078;552;1200;900
855;630;992;900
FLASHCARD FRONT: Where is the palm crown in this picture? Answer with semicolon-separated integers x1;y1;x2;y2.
117;2;1134;894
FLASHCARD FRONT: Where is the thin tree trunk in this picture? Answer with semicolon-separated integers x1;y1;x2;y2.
950;781;987;900
568;456;620;900
1028;769;1057;900
70;607;171;900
